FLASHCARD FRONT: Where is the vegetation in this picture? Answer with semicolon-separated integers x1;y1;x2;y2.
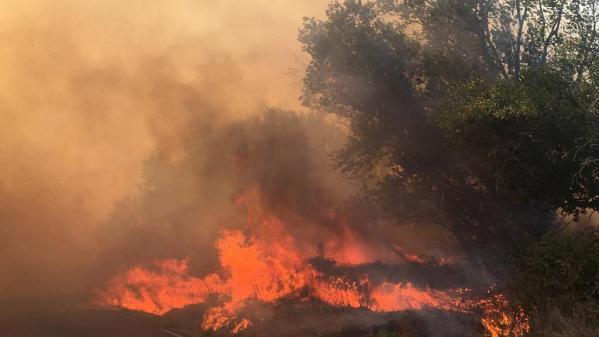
511;228;599;336
300;1;599;335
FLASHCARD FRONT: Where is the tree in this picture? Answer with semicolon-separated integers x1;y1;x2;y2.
400;0;599;82
300;0;599;282
436;69;598;213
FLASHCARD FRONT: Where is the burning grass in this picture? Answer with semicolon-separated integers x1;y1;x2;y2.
95;187;531;337
95;187;473;333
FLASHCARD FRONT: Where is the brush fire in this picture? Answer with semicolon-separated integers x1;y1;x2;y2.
95;187;529;336
4;1;596;337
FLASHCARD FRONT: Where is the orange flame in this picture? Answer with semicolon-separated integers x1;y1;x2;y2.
371;282;454;312
96;187;460;333
478;293;530;337
97;259;221;315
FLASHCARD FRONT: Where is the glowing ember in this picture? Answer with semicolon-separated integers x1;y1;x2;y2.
96;187;459;333
478;293;530;337
231;318;252;334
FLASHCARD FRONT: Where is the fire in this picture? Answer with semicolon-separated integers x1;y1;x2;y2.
371;282;453;312
97;259;221;315
231;318;252;334
311;276;368;308
96;187;461;333
323;220;400;265
478;293;530;337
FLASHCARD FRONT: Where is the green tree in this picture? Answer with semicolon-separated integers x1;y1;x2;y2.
300;0;599;282
436;69;598;213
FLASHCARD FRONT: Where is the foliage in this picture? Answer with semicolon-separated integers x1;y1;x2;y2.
510;228;599;335
437;69;599;213
300;0;599;276
513;228;599;313
399;0;599;83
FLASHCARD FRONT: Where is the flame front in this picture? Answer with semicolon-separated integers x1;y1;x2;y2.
96;187;459;333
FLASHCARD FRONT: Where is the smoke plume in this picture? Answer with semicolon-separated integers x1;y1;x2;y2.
0;0;329;301
0;2;479;337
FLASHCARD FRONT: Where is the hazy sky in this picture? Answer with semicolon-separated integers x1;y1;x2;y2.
0;0;329;300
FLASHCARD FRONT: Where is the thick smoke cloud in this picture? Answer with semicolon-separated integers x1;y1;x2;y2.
0;0;330;301
93;110;354;287
0;6;468;336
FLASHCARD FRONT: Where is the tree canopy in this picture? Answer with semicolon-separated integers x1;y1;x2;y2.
300;0;599;279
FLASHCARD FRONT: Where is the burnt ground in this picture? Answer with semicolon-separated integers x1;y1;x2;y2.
163;300;483;337
0;300;482;337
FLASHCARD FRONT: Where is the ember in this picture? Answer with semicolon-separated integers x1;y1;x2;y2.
479;293;530;337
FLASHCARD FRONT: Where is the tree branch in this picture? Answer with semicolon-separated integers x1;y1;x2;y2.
515;0;530;78
541;0;566;66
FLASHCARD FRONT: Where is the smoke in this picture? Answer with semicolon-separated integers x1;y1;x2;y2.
0;3;478;337
0;0;330;301
92;110;354;286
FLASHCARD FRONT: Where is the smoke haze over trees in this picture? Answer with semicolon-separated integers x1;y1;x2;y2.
1;1;598;337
